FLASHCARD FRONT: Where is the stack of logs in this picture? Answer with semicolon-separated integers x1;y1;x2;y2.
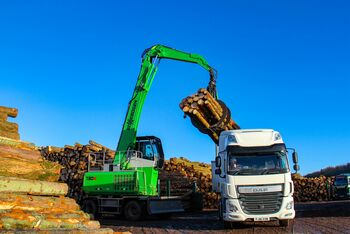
161;158;338;208
0;106;20;140
180;88;240;144
40;141;116;204
0;114;112;232
0;177;102;230
161;157;219;209
292;174;335;202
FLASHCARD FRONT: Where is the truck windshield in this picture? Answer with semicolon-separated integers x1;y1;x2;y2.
228;151;289;175
334;177;348;186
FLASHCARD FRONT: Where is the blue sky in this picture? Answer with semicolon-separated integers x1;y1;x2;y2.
0;1;349;175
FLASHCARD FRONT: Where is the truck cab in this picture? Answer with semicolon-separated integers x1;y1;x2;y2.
212;129;298;228
333;174;350;199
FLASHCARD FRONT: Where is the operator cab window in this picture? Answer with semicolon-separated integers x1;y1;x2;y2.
137;141;155;161
144;144;154;160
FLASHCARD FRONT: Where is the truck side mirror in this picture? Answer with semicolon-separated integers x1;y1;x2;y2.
292;152;298;164
215;156;221;168
215;168;222;175
293;164;300;172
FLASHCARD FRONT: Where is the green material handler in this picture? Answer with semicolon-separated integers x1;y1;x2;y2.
82;45;217;221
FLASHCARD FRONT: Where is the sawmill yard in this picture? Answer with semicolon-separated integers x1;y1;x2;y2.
101;201;350;234
0;105;349;232
0;127;349;233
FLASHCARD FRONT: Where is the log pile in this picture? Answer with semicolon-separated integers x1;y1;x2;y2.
0;106;20;140
161;157;219;209
0;106;113;233
0;143;61;182
0;150;111;232
179;88;240;144
40;140;116;203
292;174;335;202
161;158;339;208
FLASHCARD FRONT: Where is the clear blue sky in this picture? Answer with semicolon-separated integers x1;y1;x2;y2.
0;1;349;175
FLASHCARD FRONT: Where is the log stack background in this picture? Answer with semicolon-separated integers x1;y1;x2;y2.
40;141;339;210
0;106;113;233
292;173;335;202
180;88;240;144
161;158;338;208
40;140;116;204
0;106;20;140
161;157;219;209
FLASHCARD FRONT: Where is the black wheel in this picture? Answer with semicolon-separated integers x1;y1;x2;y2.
83;199;100;220
279;219;291;227
218;203;223;221
190;192;204;211
124;200;144;221
157;213;172;220
223;221;233;229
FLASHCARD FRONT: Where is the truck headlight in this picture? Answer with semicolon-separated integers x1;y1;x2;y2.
228;203;239;212
286;201;293;210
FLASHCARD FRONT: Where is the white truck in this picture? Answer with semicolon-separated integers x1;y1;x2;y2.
212;129;299;228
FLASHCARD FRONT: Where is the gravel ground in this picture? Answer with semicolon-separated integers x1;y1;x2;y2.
101;200;350;234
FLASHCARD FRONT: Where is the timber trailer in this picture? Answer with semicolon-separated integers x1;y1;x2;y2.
82;45;217;221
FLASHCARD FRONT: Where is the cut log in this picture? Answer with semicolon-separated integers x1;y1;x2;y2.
40;141;116;203
0;145;61;182
0;176;68;196
0;136;36;151
0;121;18;133
0;209;99;230
0;193;79;212
0;113;7;121
0;130;20;140
179;88;239;144
0;106;18;118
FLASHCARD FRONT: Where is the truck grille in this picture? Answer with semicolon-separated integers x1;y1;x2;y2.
238;192;283;215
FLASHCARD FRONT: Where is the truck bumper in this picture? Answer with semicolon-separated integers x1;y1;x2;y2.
223;196;295;222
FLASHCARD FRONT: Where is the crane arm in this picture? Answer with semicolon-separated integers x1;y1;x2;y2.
114;45;217;165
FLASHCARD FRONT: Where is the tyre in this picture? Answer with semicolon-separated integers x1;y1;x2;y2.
223;221;233;229
156;213;172;220
123;200;144;221
218;203;223;221
224;221;242;229
279;219;291;227
83;199;100;220
190;192;204;211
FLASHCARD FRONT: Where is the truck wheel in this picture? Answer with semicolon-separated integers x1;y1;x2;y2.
124;200;144;221
279;219;290;227
223;221;233;229
83;199;100;220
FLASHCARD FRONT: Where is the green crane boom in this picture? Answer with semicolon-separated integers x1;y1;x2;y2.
114;44;217;165
83;45;216;214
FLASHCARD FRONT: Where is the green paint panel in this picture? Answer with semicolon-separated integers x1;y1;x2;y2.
83;167;158;196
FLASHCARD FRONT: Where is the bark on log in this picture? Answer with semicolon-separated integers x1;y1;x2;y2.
0;106;18;118
179;88;239;144
0;145;61;182
0;137;36;151
0;209;99;230
0;121;18;133
0;130;20;140
0;113;7;121
0;193;79;212
0;176;68;196
40;141;115;203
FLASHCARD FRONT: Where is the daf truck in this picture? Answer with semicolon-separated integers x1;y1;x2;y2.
212;129;299;228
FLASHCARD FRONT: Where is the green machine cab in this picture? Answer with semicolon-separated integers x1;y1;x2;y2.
333;173;350;199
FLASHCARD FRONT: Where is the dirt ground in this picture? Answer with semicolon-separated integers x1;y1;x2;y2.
101;200;350;234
